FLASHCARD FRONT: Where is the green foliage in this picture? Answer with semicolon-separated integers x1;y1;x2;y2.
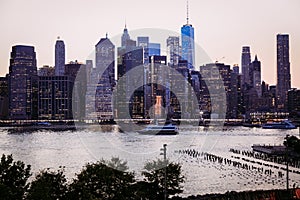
142;159;185;199
0;155;186;200
68;157;135;200
101;157;129;171
26;167;68;200
131;180;161;200
0;154;31;200
284;135;300;154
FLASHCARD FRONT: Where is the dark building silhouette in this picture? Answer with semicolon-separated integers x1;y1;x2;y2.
9;45;38;120
241;46;251;88
37;61;85;120
38;65;55;76
200;63;230;119
116;27;145;119
249;55;262;97
233;64;239;74
0;76;9;119
146;56;168;119
55;38;65;76
287;88;300;117
95;35;115;120
229;70;239;119
65;61;86;120
276;34;291;109
168;60;188;119
38;76;73;120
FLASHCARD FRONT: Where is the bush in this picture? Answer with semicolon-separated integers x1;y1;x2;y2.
26;167;68;200
68;157;136;200
0;154;31;200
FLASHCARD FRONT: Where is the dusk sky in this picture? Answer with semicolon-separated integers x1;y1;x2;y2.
0;0;299;88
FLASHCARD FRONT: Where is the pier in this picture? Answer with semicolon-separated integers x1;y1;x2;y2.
252;144;286;155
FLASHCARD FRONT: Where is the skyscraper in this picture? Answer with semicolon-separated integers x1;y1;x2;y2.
55;37;65;76
137;36;149;64
276;34;291;109
95;35;115;120
181;1;195;70
241;46;251;88
9;45;38;120
149;43;161;56
121;24;131;47
250;55;262;97
121;24;136;48
167;36;181;66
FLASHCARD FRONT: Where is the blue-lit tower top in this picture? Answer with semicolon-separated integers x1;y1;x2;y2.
181;0;195;70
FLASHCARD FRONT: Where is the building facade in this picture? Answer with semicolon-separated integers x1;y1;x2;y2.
250;55;262;97
276;34;291;109
55;38;65;76
167;36;181;66
95;36;115;120
0;76;9;119
38;76;73;120
181;24;195;70
287;89;300;117
241;46;251;88
8;45;38;120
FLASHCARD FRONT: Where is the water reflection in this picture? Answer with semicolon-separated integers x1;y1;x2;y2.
0;125;299;196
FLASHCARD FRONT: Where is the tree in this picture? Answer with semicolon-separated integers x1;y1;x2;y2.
0;154;31;200
284;135;300;154
68;157;135;200
26;167;68;200
142;159;185;199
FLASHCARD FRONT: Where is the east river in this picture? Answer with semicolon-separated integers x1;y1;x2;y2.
0;125;300;196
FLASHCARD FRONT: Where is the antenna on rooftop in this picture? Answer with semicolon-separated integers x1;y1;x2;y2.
186;0;189;24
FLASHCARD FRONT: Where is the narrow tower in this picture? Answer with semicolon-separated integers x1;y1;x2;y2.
241;46;251;88
276;34;291;109
181;0;195;70
55;37;65;76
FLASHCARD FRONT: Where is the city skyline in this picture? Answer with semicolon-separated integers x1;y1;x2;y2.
0;0;300;88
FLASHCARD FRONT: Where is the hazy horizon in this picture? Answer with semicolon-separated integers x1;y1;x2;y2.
1;0;299;88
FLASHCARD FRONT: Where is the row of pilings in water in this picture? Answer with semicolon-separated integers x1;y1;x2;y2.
229;148;300;170
176;148;300;176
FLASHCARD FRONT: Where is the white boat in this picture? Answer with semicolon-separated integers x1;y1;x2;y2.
262;120;296;129
138;124;179;135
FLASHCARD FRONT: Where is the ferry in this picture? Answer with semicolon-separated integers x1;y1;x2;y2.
138;124;179;135
262;120;296;129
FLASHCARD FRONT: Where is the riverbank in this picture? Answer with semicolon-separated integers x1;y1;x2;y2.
172;188;300;200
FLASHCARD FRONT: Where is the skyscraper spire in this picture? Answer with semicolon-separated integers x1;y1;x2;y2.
186;0;189;24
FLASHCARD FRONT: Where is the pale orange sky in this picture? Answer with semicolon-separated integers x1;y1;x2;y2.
0;0;299;88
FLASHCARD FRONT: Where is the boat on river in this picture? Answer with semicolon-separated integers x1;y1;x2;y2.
138;123;179;135
262;120;296;129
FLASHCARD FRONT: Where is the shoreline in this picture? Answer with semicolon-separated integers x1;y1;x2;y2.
172;188;300;199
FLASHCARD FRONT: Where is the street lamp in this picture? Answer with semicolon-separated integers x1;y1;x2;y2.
160;144;167;200
284;134;290;192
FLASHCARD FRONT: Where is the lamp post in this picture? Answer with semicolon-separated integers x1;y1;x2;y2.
284;134;290;194
160;144;167;200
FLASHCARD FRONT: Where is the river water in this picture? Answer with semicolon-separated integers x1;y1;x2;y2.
0;125;300;196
